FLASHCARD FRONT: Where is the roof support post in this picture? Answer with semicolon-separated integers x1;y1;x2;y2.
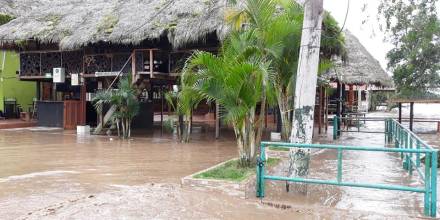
336;82;342;136
398;103;402;124
131;51;137;84
149;50;154;78
348;85;354;110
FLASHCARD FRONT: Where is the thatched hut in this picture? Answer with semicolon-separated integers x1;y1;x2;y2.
325;31;393;87
0;0;229;49
0;1;393;135
0;0;230;130
322;31;393;114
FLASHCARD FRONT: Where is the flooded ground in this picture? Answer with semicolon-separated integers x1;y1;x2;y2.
0;110;439;219
263;112;438;218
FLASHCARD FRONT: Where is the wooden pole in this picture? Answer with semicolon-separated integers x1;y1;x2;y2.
336;82;342;135
348;85;354;110
149;50;154;78
80;82;87;125
131;51;136;83
398;103;402;124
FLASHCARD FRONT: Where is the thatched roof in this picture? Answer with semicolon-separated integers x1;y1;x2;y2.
325;31;394;87
0;0;55;16
0;0;229;50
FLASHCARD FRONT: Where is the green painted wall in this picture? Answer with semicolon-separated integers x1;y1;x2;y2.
0;51;36;112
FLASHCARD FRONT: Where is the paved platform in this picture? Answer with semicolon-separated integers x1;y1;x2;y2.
0;119;37;129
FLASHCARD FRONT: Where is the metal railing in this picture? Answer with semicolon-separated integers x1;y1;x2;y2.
332;115;387;140
257;120;438;217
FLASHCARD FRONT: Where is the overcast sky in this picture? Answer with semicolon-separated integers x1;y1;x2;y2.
323;0;392;73
324;0;440;77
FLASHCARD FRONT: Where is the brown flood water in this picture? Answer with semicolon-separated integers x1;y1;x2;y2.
0;112;438;219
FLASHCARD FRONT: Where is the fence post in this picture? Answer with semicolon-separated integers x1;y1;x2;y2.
357;115;360;132
333;116;338;140
388;120;393;144
425;152;432;216
256;143;266;198
431;150;437;217
403;133;410;170
385;119;388;143
256;156;262;197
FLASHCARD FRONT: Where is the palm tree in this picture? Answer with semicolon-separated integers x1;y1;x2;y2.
227;0;345;141
183;31;271;167
93;77;140;139
164;86;202;143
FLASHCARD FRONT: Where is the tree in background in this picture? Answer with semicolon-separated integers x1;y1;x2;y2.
379;0;440;97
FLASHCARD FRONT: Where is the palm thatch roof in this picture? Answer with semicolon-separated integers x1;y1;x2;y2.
325;31;394;87
0;0;229;50
0;0;54;16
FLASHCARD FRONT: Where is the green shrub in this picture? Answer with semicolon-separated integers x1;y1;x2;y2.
194;158;281;182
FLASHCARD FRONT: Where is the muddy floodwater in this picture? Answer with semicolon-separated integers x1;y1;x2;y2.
263;112;440;218
0;110;439;219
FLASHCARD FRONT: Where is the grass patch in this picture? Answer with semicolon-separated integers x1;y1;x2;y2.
194;158;281;182
268;146;290;152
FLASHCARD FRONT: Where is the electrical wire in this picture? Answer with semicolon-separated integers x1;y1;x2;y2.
321;0;350;40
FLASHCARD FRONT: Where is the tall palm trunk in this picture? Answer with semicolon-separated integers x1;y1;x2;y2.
255;83;267;157
233;108;258;167
288;0;324;185
277;89;292;141
116;118;120;137
121;119;126;139
128;118;132;138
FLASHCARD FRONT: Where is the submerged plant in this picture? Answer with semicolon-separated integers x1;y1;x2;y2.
93;76;140;139
165;83;203;143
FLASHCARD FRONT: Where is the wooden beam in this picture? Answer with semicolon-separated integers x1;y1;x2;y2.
391;99;440;104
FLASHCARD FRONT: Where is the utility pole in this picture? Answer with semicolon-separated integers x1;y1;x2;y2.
288;0;324;186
